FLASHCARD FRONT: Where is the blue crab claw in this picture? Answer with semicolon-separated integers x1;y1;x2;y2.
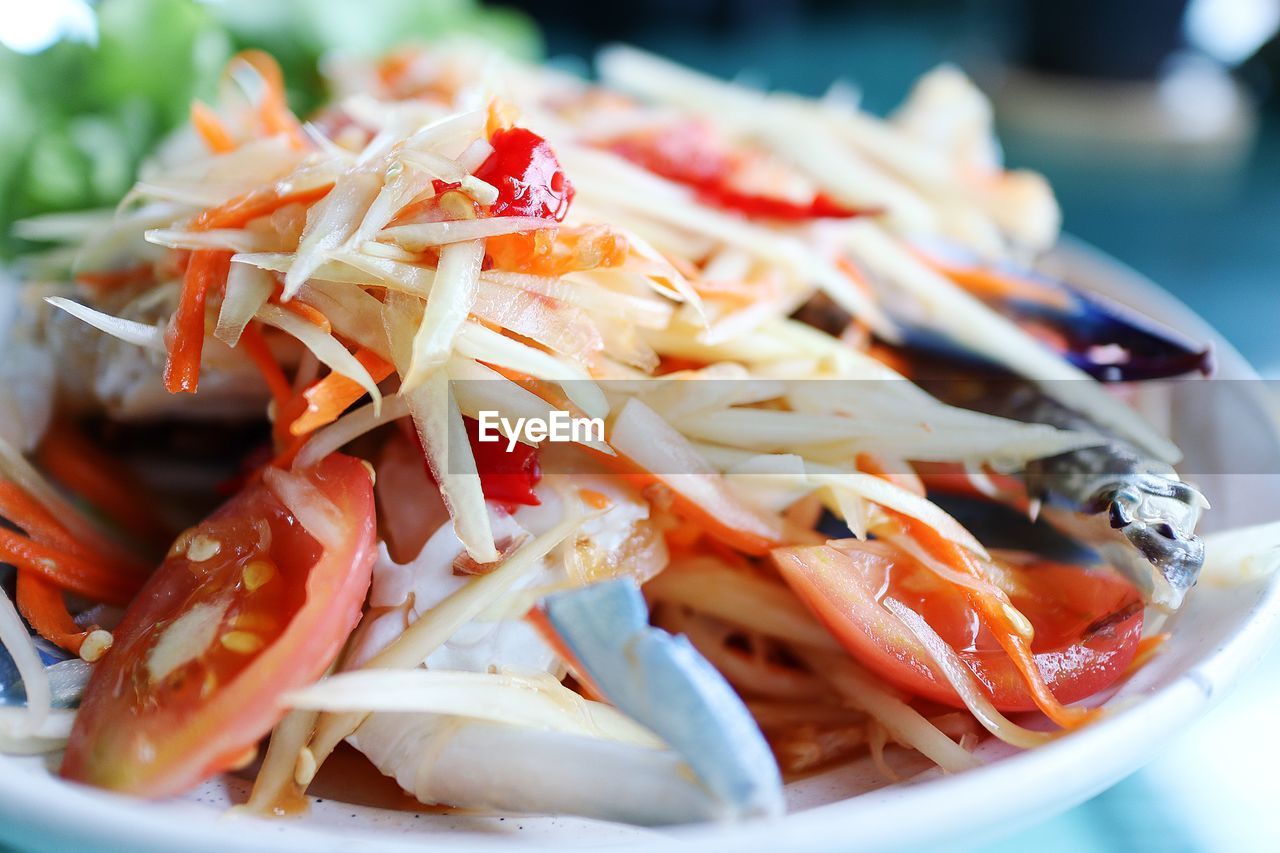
910;241;1212;382
543;579;784;820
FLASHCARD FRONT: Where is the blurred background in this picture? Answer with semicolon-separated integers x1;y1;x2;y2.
1;1;1278;850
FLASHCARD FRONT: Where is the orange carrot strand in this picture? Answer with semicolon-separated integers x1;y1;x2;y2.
288;350;395;437
897;514;1097;729
191;101;238;154
235;50;307;149
190;183;334;232
35;421;171;546
525;607;607;703
74;264;155;294
164;249;232;394
238;323;294;409
0;528;140;606
16;574;89;655
0;481;91;558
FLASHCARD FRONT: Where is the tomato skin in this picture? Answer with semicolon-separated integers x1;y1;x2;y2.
772;541;1143;712
61;454;376;797
474;128;574;221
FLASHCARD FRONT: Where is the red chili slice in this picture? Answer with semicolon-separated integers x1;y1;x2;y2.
474;128;575;221
403;417;542;512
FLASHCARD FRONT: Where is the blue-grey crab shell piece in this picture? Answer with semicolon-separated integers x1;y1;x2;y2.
0;633;89;709
543;579;784;820
928;379;1207;610
910;242;1212;382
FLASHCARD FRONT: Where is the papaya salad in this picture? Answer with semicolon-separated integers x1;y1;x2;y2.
0;42;1253;826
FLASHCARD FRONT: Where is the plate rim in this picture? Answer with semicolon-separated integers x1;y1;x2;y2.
2;239;1279;853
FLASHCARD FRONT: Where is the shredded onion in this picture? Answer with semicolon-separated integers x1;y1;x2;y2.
146;228;271;254
0;589;51;738
381;216;558;250
294;394;411;471
256;304;382;414
44;297;165;351
454;322;607;419
214;263;273;347
405;369;496;562
645;558;840;651
799;649;980;773
403;239;484;390
284;169;383;299
288;669;662;747
262;466;347;550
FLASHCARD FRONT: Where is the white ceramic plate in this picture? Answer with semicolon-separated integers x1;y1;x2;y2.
2;241;1278;853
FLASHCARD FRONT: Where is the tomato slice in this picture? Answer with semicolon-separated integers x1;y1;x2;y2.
771;540;1143;711
474;127;574;221
61;454;376;796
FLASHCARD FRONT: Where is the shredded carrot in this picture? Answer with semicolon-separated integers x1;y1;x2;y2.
866;343;913;377
269;392;313;469
164;249;232;394
74;264;154;293
0;479;147;577
662;517;705;553
191;100;238;154
271;295;332;333
190;183;334;232
912;461;1032;513
895;514;1097;729
486;98;518;139
0;481;90;558
235;50;307;149
525;607;607;702
588;449;783;557
0;527;140;606
917;252;1073;311
376;48;418;90
1128;633;1170;674
238;323;294;409
577;488;612;511
288;350;395;437
16;574;90;655
35;421;171;547
855;453;926;497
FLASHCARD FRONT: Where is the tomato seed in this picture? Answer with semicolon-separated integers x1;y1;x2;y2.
186;534;222;563
242;559;277;591
220;631;265;654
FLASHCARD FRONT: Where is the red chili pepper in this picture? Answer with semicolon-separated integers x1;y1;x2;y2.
463;417;542;510
403;417;542;512
474;128;574;221
609;127;872;221
692;184;866;221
